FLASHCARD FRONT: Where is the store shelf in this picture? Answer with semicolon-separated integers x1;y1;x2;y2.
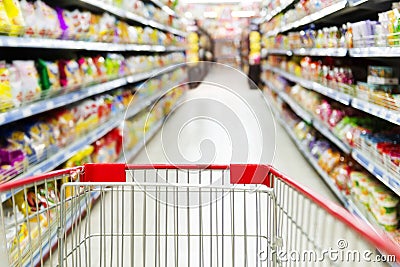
266;49;293;56
279;92;313;123
76;0;187;37
272;102;400;258
352;149;400;197
265;79;352;154
265;0;348;37
313;119;351;154
28;192;99;267
265;65;400;127
265;64;353;105
264;0;297;22
0;36;184;52
350;47;400;57
150;0;177;16
122;119;164;163
0;65;182;127
266;48;347;57
0;77;185;202
292;47;348;57
351;98;400;126
273;109;350;206
311;82;352;105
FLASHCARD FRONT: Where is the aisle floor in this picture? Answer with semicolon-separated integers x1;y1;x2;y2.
134;65;336;202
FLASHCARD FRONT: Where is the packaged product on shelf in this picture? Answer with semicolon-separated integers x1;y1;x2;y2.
19;0;35;36
13;60;41;102
330;162;351;193
77;57;92;85
0;62;14;111
98;13;116;42
318;148;341;173
3;0;25;35
37;59;61;96
92;128;122;163
34;0;61;38
56;7;77;40
93;56;107;81
293;121;311;140
0;148;26;182
51;109;76;147
369;185;399;231
0;1;12;34
350;171;372;206
64;145;94;167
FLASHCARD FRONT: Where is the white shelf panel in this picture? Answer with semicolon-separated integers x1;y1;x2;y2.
350;47;400;57
293;47;348;57
279;92;313;123
351;98;400;126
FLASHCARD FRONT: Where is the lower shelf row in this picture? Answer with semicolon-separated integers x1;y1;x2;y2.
264;87;400;253
0;88;186;267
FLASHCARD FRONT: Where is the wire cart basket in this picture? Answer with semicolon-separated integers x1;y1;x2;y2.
0;163;399;267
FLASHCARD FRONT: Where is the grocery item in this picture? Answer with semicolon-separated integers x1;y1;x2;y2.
12;60;41;102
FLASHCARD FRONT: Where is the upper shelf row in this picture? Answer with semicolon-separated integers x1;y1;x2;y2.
260;0;393;37
75;0;186;37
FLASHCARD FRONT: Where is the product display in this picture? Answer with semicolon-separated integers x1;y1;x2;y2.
0;52;185;112
261;0;400;250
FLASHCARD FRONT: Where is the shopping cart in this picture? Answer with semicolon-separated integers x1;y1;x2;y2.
1;163;400;267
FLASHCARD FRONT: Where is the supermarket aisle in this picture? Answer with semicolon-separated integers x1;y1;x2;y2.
134;64;337;201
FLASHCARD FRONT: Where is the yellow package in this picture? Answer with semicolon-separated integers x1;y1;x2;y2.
4;0;25;35
0;0;11;34
117;21;129;43
0;65;13;111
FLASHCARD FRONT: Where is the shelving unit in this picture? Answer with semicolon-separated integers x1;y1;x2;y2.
264;0;348;37
0;36;186;52
0;65;181;126
74;0;187;37
0;75;186;203
149;0;177;16
260;0;400;255
264;64;399;124
264;79;352;154
0;0;188;265
269;99;398;257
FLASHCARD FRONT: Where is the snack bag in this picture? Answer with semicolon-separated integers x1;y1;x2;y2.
34;0;61;38
0;62;14;111
12;60;41;102
93;56;107;80
8;64;23;107
56;7;74;40
6;129;34;162
3;0;25;35
19;0;36;36
98;13;115;42
0;0;11;34
37;59;60;97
